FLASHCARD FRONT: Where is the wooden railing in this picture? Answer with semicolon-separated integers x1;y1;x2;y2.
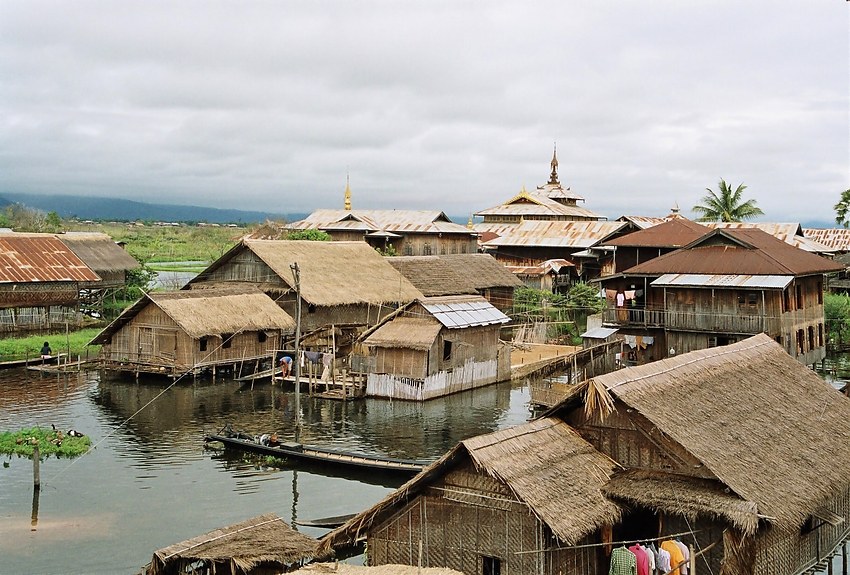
602;306;767;334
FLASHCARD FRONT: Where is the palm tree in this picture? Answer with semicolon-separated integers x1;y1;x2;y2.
692;179;764;222
834;189;850;228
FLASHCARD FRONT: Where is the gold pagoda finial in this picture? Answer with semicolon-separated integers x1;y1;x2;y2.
548;143;559;185
344;173;352;211
467;214;474;229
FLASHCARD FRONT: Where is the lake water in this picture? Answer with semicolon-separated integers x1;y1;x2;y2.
0;368;532;575
1;361;845;575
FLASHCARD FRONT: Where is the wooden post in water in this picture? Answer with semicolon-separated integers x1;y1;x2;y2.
290;262;302;442
32;443;40;488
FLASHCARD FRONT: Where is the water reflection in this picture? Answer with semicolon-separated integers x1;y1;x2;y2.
0;367;531;575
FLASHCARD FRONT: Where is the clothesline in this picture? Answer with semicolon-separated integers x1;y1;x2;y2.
513;529;701;554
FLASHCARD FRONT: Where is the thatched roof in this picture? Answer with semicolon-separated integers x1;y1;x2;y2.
56;232;140;273
576;333;850;531
147;513;321;575
194;240;423;307
290;563;464;574
603;469;760;535
319;417;622;553
91;286;295;344
363;317;442;350
388;254;521;296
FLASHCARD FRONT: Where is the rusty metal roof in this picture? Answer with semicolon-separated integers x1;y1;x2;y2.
616;215;666;229
481;220;630;248
290;209;477;236
0;234;100;283
605;218;709;248
652;273;793;289
624;228;844;277
803;228;850;252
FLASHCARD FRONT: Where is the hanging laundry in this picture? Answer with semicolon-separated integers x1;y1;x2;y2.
661;540;685;575
674;541;690;575
609;546;637;575
655;545;671;574
628;544;649;575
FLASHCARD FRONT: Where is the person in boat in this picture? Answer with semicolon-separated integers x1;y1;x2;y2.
40;341;52;359
279;355;293;378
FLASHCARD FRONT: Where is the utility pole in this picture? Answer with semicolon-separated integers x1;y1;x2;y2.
290;262;302;442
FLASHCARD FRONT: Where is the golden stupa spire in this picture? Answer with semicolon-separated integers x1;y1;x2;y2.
467;214;474;229
548;142;559;185
344;173;352;211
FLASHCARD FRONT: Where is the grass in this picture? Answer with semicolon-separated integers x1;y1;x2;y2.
66;221;248;263
0;328;102;362
0;426;91;458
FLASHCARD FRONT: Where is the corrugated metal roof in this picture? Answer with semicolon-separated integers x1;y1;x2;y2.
421;296;510;329
605;218;709;248
802;228;850;252
616;215;666;229
651;273;793;289
0;234;100;283
481;220;629;248
290;209;476;236
625;228;844;276
581;327;619;339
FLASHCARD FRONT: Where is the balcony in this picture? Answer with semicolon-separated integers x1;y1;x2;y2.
602;306;766;334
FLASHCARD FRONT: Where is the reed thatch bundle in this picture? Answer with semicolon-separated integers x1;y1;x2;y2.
244;240;423;306
147;513;322;575
58;232;140;274
582;333;850;531
363;317;442;350
388;253;520;296
603;469;760;535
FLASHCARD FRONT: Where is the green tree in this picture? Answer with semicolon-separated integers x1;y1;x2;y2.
834;189;850;228
692;179;764;222
45;211;63;232
285;229;331;241
824;293;850;347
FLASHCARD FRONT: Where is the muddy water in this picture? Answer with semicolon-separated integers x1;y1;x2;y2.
0;369;532;575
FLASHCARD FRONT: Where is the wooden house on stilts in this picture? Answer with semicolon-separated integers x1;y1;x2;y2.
0;233;100;334
356;295;512;400
320;334;850;575
185;239;423;357
90;287;295;377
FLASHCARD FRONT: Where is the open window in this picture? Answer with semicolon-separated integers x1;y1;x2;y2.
482;556;501;575
221;333;233;349
199;337;208;352
443;339;453;362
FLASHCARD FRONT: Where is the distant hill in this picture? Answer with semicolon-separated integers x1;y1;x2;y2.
1;193;305;224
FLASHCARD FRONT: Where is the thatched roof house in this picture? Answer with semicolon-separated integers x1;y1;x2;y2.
145;513;323;575
360;295;511;400
187;240;422;337
57;232;140;287
91;286;295;376
319;417;622;573
556;333;850;574
320;334;850;575
387;253;521;312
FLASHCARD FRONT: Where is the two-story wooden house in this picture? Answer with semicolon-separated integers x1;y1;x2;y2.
599;227;843;365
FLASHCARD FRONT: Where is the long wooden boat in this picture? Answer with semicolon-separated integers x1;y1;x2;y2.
204;433;431;477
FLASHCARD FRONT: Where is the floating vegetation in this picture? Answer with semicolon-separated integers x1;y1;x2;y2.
0;426;91;458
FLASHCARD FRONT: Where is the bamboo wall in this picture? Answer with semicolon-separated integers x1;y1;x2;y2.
368;462;597;575
0;282;79;308
99;303;281;373
392;234;478;257
0;305;81;333
480;287;514;314
753;485;850;575
367;358;501;400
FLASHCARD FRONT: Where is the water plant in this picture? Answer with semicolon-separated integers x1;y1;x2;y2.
0;426;91;458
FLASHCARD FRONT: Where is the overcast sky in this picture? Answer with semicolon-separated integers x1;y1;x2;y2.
1;1;848;224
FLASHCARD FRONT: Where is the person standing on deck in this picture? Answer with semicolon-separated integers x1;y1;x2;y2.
279;355;292;378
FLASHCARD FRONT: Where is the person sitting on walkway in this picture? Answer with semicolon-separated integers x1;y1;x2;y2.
40;341;53;359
